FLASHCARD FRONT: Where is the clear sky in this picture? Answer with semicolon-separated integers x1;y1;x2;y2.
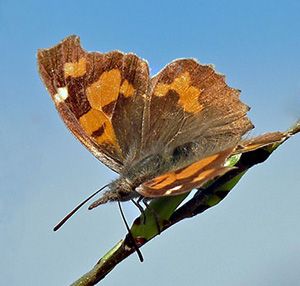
1;1;300;285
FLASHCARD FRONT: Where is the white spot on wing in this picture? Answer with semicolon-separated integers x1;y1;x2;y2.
54;87;69;103
165;185;182;195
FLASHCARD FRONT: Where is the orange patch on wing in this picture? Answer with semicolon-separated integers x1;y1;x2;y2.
191;169;215;183
64;58;87;78
86;69;121;111
120;79;135;98
150;173;177;188
79;108;120;150
177;153;219;180
145;153;222;190
154;72;203;113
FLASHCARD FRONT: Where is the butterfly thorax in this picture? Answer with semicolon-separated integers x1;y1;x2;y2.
89;147;194;208
88;154;165;207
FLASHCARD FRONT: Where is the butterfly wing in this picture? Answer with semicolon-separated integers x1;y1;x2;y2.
140;59;254;162
136;147;235;197
37;36;149;173
237;132;291;153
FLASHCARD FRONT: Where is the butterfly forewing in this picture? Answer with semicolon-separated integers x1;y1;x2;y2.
37;35;150;173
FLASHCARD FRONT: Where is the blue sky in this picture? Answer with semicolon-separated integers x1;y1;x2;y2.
1;1;300;285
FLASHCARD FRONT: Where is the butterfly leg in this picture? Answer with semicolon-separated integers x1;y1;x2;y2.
117;200;144;262
143;199;161;234
131;197;147;223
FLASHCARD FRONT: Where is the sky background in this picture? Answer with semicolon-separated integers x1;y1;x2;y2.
1;1;300;285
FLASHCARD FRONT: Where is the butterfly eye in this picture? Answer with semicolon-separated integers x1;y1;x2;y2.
172;142;198;165
172;144;189;159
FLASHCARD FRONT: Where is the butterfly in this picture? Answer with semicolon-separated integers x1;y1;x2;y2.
37;35;291;211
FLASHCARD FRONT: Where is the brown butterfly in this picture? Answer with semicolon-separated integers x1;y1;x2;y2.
37;35;292;211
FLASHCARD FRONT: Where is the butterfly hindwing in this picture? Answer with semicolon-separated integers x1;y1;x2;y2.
136;147;235;197
140;59;254;161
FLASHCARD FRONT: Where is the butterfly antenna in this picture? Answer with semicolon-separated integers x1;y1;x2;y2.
53;184;109;231
117;200;144;262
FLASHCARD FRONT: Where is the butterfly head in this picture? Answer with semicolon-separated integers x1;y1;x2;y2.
88;178;136;209
88;153;167;208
